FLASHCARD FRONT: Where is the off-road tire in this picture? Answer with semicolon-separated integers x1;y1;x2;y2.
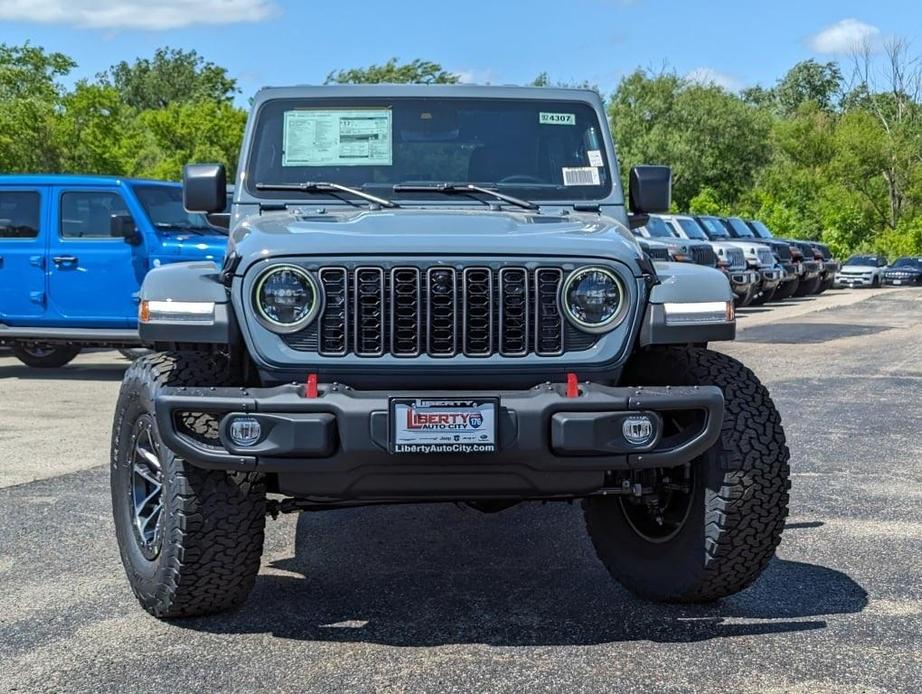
816;276;834;294
733;285;755;308
111;351;266;619
794;275;822;296
773;278;799;300
749;287;776;305
584;347;790;603
12;343;81;368
119;348;152;361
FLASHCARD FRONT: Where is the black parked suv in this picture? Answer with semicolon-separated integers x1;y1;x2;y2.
746;220;828;296
109;85;790;619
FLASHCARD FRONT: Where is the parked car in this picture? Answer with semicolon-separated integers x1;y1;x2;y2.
694;215;779;306
712;217;791;304
744;219;805;299
636;237;672;262
745;220;830;297
656;214;759;306
881;256;922;286
836;255;889;288
0;175;228;367
633;215;719;268
109;84;789;619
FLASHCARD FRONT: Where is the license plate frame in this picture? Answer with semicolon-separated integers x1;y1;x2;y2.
389;397;499;454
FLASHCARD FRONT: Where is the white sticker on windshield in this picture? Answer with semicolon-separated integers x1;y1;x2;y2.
562;167;601;186
539;112;575;126
282;109;393;167
587;149;604;167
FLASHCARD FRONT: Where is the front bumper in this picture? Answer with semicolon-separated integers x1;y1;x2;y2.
837;273;875;287
727;269;759;294
759;267;784;289
800;260;822;279
155;382;724;499
821;260;839;276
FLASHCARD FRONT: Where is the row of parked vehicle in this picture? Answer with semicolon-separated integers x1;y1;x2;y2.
835;254;922;287
632;214;839;307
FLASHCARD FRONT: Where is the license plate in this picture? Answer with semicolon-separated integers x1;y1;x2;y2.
893;280;902;285
389;397;498;454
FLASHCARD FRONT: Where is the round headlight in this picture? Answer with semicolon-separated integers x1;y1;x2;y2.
253;265;321;333
561;267;626;333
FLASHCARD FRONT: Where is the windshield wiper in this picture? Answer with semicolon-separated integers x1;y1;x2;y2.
255;181;398;209
392;182;538;211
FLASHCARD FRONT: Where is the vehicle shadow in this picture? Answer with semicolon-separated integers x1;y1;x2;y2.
179;503;867;646
0;353;128;381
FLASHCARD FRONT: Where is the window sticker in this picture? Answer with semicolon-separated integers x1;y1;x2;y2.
587;149;604;167
539;112;576;126
562;167;601;186
282;108;393;167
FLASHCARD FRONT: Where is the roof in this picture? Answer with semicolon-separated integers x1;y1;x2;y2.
251;83;604;108
0;174;179;187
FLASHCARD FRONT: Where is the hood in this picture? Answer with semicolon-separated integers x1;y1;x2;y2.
840;265;878;272
231;207;646;274
718;240;774;255
158;232;228;261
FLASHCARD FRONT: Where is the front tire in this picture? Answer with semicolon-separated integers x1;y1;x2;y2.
794;275;822;296
584;347;790;603
111;351;266;619
12;342;81;368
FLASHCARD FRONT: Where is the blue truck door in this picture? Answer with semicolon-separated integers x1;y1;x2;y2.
0;187;48;323
46;186;146;327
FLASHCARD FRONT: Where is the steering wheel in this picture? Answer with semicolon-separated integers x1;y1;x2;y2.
497;175;544;184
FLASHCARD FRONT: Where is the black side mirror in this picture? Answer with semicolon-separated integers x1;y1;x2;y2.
110;214;140;244
629;165;672;215
183;163;226;213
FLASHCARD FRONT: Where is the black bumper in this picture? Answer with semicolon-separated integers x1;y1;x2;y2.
155;382;724;499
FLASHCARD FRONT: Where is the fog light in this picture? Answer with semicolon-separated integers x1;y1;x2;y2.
228;416;262;447
622;415;655;446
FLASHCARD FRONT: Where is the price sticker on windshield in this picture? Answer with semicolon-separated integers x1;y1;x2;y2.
539;112;575;126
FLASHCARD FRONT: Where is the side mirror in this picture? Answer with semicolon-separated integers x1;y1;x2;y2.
110;214;140;244
183;163;226;213
629;165;672;215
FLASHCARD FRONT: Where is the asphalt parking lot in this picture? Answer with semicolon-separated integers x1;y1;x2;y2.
1;287;921;693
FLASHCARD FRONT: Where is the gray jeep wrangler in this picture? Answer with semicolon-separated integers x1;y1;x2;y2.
110;85;790;619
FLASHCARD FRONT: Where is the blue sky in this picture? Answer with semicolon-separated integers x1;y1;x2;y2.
0;0;919;102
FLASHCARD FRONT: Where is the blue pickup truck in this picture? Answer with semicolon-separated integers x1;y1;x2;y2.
0;175;227;367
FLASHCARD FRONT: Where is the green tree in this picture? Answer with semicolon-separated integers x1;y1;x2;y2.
130;100;247;180
54;83;134;175
325;58;460;85
100;47;237;110
775;60;842;115
0;43;75;171
609;69;771;209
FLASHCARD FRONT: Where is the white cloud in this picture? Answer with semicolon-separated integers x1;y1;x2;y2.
685;67;741;91
455;68;500;85
0;0;275;30
809;18;880;54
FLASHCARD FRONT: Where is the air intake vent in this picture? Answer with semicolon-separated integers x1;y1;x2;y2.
427;267;457;356
462;267;493;356
499;268;529;356
354;267;385;356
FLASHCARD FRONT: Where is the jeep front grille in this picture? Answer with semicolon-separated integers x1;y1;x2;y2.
757;247;775;267
690;245;718;267
283;263;587;357
724;247;746;270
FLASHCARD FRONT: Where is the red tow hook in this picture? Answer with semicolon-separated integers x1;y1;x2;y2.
305;373;319;399
566;372;580;399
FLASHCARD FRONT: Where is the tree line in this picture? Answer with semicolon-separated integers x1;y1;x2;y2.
1;44;920;257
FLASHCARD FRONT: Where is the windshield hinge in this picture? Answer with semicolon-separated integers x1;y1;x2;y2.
259;203;288;213
572;203;601;213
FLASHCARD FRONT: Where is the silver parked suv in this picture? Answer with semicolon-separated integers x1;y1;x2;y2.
109;85;790;618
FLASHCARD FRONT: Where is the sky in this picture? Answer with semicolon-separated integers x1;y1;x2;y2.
0;0;919;102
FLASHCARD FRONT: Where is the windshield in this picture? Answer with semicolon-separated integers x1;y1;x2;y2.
845;255;881;266
892;257;922;268
133;184;216;232
726;217;755;238
749;220;774;239
676;217;708;240
246;97;612;202
697;216;730;238
644;216;676;238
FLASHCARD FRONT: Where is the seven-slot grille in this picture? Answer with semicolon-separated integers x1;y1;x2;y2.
690;244;718;267
756;247;775;267
289;264;580;358
724;247;746;269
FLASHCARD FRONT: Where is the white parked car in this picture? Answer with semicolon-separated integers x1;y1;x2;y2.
836;255;889;288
